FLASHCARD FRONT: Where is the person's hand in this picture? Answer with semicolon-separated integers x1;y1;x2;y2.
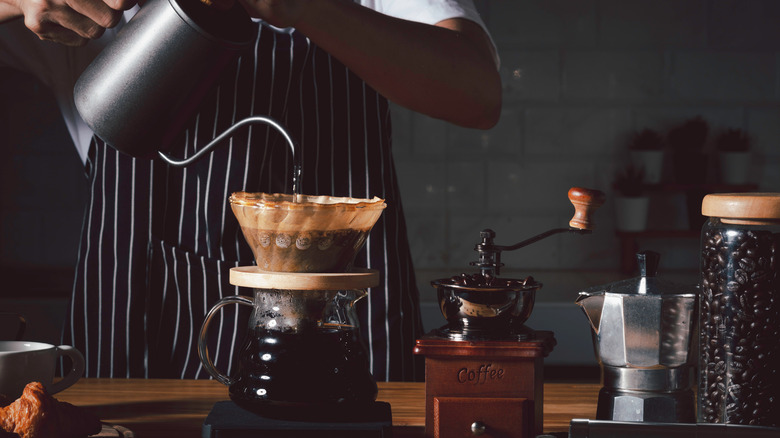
234;0;311;28
13;0;136;46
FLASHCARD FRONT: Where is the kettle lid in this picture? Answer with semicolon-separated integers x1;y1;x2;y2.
580;251;695;296
174;0;255;45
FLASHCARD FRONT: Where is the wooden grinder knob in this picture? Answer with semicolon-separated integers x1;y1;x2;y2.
568;187;605;230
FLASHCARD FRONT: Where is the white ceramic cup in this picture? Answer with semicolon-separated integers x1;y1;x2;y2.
0;341;85;400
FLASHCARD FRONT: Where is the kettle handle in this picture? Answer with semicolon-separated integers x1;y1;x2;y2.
568;187;606;230
198;295;254;386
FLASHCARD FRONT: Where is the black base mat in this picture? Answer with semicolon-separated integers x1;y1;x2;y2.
202;400;392;438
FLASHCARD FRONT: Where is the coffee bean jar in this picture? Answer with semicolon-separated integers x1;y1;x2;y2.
699;193;780;426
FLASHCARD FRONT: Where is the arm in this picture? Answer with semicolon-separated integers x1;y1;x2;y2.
241;0;501;129
0;3;19;21
0;0;134;46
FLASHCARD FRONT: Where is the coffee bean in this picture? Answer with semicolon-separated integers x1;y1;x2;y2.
739;258;757;273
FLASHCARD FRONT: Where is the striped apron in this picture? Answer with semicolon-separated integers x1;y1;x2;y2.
63;22;423;382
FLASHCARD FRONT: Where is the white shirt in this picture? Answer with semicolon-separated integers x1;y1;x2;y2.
0;0;491;163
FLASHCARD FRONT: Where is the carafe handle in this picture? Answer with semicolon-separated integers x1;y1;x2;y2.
198;295;253;386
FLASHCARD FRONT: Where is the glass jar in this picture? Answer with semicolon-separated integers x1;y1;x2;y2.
698;193;780;425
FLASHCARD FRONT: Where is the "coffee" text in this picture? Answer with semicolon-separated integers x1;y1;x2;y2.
457;363;504;385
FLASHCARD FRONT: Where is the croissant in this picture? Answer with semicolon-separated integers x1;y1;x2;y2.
0;382;101;438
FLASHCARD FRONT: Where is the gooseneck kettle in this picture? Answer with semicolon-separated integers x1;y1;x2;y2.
74;0;255;159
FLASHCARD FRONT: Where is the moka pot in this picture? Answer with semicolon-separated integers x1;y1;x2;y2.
576;251;698;423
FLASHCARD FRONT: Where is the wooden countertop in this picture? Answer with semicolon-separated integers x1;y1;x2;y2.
56;379;599;437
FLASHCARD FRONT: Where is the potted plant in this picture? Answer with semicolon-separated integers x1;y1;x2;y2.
667;116;709;185
714;128;751;185
612;163;649;232
628;129;665;184
667;116;709;229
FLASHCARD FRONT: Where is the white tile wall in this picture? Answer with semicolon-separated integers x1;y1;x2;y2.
500;50;560;100
486;1;598;48
524;108;631;157
562;51;665;100
707;0;780;50
598;0;707;48
669;52;776;100
394;0;780;295
746;109;780;189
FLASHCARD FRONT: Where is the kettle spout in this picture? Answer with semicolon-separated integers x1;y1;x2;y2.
575;292;604;334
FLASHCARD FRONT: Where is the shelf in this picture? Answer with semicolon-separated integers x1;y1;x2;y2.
614;183;758;273
616;230;699;239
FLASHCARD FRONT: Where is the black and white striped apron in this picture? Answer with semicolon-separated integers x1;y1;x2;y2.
63;23;423;382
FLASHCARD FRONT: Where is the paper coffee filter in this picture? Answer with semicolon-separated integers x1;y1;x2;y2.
230;192;385;231
229;192;386;272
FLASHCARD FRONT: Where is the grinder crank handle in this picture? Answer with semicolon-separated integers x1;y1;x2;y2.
471;187;605;277
479;186;606;254
568;187;605;231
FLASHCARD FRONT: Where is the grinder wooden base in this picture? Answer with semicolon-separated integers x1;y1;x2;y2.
414;330;556;438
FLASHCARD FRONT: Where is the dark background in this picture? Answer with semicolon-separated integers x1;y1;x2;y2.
2;0;780;366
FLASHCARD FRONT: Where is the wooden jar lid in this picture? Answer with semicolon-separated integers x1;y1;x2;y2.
702;193;780;224
230;266;379;290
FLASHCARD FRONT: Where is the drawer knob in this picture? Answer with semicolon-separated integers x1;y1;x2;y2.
471;421;486;436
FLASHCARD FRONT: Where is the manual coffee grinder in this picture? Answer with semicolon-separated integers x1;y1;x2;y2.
576;251;698;423
198;192;392;437
414;187;604;438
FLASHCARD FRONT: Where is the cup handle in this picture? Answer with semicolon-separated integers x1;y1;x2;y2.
49;345;85;394
198;295;253;386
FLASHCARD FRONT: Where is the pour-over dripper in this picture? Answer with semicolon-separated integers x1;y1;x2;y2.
229;192;386;272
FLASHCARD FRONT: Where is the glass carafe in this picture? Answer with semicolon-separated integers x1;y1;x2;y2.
199;278;377;414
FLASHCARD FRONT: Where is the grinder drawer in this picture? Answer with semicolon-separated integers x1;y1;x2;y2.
434;396;533;438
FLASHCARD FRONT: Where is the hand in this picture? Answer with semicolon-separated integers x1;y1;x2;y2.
234;0;311;28
13;0;136;46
